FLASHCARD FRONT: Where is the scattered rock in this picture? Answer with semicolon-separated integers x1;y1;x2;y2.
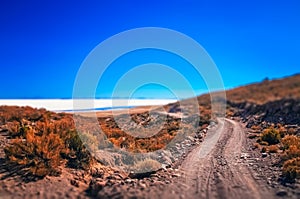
240;153;250;159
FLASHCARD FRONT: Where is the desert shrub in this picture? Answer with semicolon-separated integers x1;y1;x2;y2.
132;158;161;173
282;145;300;161
280;135;300;161
267;145;279;153
6;121;21;137
282;157;300;182
281;135;300;150
3;107;93;179
64;130;92;169
4;130;64;177
261;128;280;145
287;128;297;135
277;124;287;138
80;132;99;151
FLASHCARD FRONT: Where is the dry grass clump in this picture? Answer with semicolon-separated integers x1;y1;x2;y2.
132;158;161;173
281;135;300;161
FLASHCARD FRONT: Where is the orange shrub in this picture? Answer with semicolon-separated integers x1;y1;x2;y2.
3;107;93;178
282;145;300;161
267;145;279;153
282;157;300;182
5;130;64;177
6;121;21;137
281;135;300;150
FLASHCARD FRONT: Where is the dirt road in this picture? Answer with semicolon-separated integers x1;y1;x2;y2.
150;118;275;199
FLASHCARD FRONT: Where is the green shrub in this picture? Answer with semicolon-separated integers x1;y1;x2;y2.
261;128;280;145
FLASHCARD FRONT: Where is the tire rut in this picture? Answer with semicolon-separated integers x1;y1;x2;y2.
153;118;275;199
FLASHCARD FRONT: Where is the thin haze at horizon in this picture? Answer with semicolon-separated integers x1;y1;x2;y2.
0;0;299;99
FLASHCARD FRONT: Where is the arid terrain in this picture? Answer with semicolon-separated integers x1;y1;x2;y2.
0;74;300;199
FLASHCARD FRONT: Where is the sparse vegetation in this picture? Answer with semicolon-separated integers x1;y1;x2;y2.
99;111;210;153
261;127;281;145
1;105;211;179
232;75;300;183
5;131;64;177
132;158;161;173
225;74;300;104
282;145;300;161
252;125;300;182
282;157;300;182
1;106;93;179
281;135;300;150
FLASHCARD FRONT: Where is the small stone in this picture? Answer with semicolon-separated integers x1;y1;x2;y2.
88;179;106;196
276;190;287;196
171;173;181;178
139;183;147;189
261;153;268;158
125;179;133;183
240;153;250;159
70;179;79;187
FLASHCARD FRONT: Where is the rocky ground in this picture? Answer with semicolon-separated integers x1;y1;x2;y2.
91;118;300;199
1;114;300;199
0;105;208;199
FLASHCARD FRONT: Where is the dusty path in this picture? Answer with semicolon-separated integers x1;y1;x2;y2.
150;118;275;199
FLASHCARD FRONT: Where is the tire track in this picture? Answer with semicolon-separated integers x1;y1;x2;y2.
152;118;275;199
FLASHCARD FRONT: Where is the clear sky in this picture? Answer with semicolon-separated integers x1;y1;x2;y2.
0;0;299;99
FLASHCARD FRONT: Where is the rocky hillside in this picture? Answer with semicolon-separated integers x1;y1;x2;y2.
224;74;300;125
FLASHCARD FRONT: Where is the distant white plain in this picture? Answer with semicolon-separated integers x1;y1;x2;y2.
0;99;177;112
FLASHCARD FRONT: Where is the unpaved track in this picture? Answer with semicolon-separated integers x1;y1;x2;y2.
151;118;275;199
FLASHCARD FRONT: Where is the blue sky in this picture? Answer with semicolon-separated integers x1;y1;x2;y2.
0;0;299;99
